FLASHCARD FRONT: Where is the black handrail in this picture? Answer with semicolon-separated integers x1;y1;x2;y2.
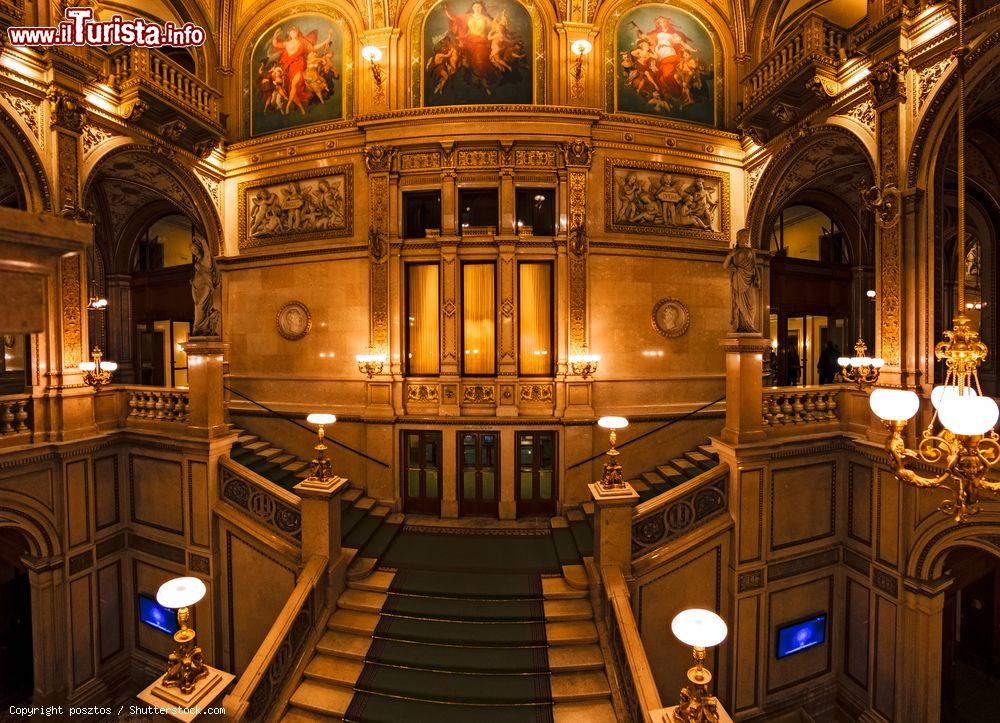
224;385;390;468
567;394;727;470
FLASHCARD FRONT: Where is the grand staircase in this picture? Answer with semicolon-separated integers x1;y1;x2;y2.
227;424;403;563
280;528;616;723
627;440;720;503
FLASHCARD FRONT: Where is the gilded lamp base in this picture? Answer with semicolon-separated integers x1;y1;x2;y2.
137;665;234;722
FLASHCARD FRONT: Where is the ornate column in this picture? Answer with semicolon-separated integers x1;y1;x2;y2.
897;578;950;723
363;145;396;415
561;140;594;417
182;339;229;437
22;556;66;702
868;52;913;387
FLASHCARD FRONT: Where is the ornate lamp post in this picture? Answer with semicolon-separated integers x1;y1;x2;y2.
597;416;628;493
838;338;884;389
156;577;209;695
80;346;117;389
569;351;600;379
356;350;387;378
669;608;728;723
306;413;336;481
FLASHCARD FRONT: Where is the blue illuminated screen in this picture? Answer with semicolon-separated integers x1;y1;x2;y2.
139;593;178;635
776;613;826;659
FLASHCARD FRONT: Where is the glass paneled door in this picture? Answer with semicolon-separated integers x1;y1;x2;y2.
516;432;557;516
402;431;442;515
459;431;499;517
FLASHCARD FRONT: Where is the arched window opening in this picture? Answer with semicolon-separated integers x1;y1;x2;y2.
0;528;32;707
768;202;862;387
131;214;196;387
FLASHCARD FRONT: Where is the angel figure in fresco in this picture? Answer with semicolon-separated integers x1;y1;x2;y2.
620;16;709;114
256;61;287;111
269;25;336;114
427;1;527;96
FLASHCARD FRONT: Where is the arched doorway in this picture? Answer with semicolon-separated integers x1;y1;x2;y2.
83;147;220;385
940;546;1000;722
0;528;33;707
749;128;876;387
0;140;34;396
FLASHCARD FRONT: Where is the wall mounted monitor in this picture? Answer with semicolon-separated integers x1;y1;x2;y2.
776;613;827;659
138;593;179;635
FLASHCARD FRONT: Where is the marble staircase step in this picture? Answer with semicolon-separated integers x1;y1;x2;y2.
551;670;612;702
328;608;379;636
348;570;395;593
697;443;718;459
543;598;593;622
669;458;699;476
303;654;364;687
338;588;387;615
553;699;617;723
548;644;605;672
655;465;687;484
684;450;716;469
281;706;340;723
288;680;353;718
545;620;598;646
541;576;588;600
316;630;373;661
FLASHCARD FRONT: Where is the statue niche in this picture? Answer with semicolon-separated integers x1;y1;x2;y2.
723;229;760;334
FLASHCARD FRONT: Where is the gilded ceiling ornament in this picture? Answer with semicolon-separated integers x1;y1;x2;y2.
275;301;312;341
652;298;690;338
770;101;796;124
869;52;909;106
844;99;876;133
860;182;901;227
0;90;41;142
159;119;187;142
806;74;839;99
193;139;221;159
82;124;113;155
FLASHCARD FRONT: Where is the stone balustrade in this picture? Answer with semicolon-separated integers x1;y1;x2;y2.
0;394;31;437
762;385;841;427
111;47;221;123
125;386;190;423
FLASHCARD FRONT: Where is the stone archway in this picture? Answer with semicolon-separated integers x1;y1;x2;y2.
0;502;65;704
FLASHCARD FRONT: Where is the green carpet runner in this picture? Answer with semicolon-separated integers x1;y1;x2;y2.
344;528;559;723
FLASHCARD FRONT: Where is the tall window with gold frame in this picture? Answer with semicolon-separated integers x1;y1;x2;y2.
518;261;553;376
406;263;440;376
462;262;496;375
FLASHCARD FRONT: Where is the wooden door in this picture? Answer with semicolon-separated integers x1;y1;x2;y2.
402;431;442;515
516;431;557;516
458;431;499;517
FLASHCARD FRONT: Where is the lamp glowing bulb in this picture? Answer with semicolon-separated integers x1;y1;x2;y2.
869;387;920;422
361;45;383;63
597;415;628;430
671;608;728;649
938;394;999;436
156;576;206;610
306;413;336;426
571;39;593;56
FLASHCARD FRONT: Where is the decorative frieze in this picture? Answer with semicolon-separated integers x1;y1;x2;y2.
400;151;441;170
462;385;496;404
457;149;499;167
406;384;439;403
519;384;553;403
0;89;41;143
60;253;83;368
844;98;876;133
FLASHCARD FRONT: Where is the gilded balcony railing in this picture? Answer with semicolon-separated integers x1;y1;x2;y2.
110;46;221;124
602;566;662;723
221;554;328;723
762;385;842;427
742;14;847;110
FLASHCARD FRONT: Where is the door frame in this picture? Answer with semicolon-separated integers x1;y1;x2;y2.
515;431;557;516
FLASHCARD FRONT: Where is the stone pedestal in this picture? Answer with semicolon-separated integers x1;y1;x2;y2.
182;338;229;438
588;482;639;573
653;703;734;723
719;336;770;445
294;475;350;566
137;665;234;722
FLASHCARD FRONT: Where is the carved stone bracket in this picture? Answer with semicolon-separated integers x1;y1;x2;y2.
46;87;87;132
869;52;909;106
860;183;901;227
561;139;593;168
363;144;397;174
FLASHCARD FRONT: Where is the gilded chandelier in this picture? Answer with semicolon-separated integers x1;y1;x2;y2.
869;0;1000;522
838;338;884;389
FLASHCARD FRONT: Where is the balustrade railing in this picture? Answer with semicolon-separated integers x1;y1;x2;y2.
219;457;302;545
631;465;728;558
602;566;662;723
0;394;31;439
762;385;842;427
111;47;221;123
742;14;847;108
124;386;190;423
222;554;327;723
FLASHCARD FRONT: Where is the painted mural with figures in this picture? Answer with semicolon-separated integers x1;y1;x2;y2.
250;14;345;135
605;160;729;241
238;168;353;249
615;5;715;125
423;0;533;106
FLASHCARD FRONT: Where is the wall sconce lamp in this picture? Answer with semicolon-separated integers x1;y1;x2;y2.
569;351;600;378
361;45;385;99
156;577;209;695
80;346;117;389
86;280;108;311
570;39;592;99
837;338;884;390
356;350;387;378
670;608;728;723
306;413;336;481
597;416;628;493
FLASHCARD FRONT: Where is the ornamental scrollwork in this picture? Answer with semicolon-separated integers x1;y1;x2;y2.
561;139;593;167
869;52;909;106
631;475;727;556
363;144;397;173
220;466;302;544
46;87;87;132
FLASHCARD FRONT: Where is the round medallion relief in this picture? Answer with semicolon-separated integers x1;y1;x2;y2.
651;298;690;338
276;301;312;341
